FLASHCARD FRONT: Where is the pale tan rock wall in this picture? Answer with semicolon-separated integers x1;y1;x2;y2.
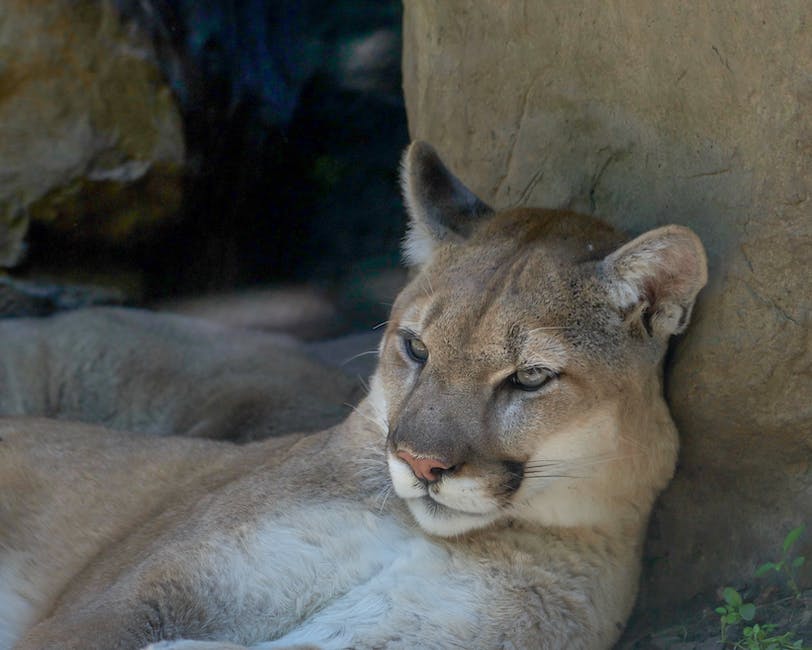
403;1;811;604
0;0;184;266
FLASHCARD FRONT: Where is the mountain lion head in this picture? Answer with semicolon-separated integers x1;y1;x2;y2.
366;141;707;538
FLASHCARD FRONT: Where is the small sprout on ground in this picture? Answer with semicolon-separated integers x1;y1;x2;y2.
734;623;806;650
716;587;756;642
714;525;809;649
754;525;806;599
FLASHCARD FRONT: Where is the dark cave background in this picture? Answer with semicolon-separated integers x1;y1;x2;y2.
25;0;409;317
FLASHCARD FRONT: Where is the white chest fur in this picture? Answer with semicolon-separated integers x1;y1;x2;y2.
197;501;496;648
0;555;38;650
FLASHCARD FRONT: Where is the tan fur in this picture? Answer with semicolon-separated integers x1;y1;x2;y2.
0;142;706;650
0;308;361;441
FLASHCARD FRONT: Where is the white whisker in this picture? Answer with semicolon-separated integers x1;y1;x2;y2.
357;375;370;393
522;472;586;480
375;485;393;513
363;398;388;427
340;349;379;366
521;453;635;481
525;453;632;470
346;403;388;433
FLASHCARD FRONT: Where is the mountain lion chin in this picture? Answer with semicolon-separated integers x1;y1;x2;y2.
405;495;502;537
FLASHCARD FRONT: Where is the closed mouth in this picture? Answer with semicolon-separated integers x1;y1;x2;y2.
417;493;494;518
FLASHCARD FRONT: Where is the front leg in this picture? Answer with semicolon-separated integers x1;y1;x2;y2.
15;604;161;650
19;610;321;650
144;639;322;650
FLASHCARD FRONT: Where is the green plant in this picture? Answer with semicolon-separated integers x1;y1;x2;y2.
754;525;806;599
716;587;756;642
714;525;809;649
734;623;805;650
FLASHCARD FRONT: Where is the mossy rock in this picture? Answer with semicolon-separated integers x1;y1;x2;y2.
0;0;184;266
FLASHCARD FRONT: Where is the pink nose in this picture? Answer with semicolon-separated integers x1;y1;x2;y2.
396;450;452;482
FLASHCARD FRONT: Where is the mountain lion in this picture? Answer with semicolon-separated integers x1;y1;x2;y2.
0;308;362;442
0;141;707;649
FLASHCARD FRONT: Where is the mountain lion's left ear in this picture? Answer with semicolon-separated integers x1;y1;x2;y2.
601;225;708;338
400;141;493;267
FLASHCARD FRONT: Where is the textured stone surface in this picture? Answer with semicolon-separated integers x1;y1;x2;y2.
0;0;184;266
403;1;811;606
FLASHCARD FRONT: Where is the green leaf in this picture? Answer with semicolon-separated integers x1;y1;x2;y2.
715;606;728;614
724;587;742;606
724;612;739;624
792;555;805;569
755;562;777;577
783;525;805;553
739;603;756;621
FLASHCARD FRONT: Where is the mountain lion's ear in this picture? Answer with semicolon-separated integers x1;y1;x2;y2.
601;225;708;338
400;141;493;266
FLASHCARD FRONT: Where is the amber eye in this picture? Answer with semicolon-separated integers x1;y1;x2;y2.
510;367;556;391
404;336;429;363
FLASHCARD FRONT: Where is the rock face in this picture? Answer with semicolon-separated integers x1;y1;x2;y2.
403;2;811;606
0;0;184;267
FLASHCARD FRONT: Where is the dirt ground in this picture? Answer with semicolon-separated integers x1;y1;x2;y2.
620;586;811;649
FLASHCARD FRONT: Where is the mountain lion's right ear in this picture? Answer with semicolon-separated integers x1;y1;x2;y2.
400;141;493;267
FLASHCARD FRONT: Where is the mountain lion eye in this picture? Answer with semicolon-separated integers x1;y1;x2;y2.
404;336;429;363
510;367;556;391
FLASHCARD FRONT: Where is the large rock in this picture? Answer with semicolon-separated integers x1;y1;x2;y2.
0;0;184;267
403;2;811;607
